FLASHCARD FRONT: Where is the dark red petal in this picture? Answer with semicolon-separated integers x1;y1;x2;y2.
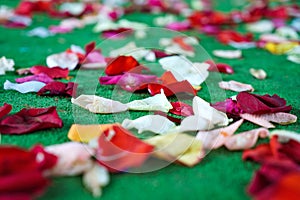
169;102;193;117
0;103;12;119
30;145;58;171
105;56;140;76
211;99;242;118
242;143;273;164
85;42;96;56
206;60;234;74
152;49;171;58
30;66;69;79
0;106;63;135
37;81;76;97
236;92;292;114
97;125;154;173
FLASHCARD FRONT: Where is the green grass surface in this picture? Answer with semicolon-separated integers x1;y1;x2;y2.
1;1;300;200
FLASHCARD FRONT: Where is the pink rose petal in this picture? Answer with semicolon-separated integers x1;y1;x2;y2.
15;73;54;84
240;113;275;128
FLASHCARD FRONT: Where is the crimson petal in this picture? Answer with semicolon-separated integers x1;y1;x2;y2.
236;92;292;114
148;81;197;97
0;103;12;119
37;81;76;97
206;60;234;74
0;106;63;134
169;102;193;117
30;66;69;79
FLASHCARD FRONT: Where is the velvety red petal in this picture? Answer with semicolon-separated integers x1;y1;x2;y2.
105;56;140;76
37;81;76;97
236;92;292;114
212;98;242;118
30;145;58;171
0;103;12;119
85;42;95;57
30;66;69;79
0;106;63;134
96;125;154;173
169;102;193;117
242;143;273;164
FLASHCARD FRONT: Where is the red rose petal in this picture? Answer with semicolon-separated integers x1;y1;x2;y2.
30;66;69;79
96;125;154;173
0;103;12;119
206;60;234;74
37;81;76;97
236;92;292;114
161;71;178;85
169;102;193;117
0;106;63;134
105;56;140;76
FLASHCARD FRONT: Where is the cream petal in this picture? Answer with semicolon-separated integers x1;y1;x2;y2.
259;112;297;125
249;68;267;80
240;113;275;128
0;56;15;75
122;115;176;134
72;95;128;113
46;52;79;70
213;50;242;59
4;80;45;93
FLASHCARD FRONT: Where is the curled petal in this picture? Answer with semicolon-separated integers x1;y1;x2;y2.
71;95;128;114
0;103;12;119
211;98;243;118
46;52;79;70
122;115;176;134
219;80;254;92
145;133;204;167
38;81;76;97
249;68;267;80
0;56;15;75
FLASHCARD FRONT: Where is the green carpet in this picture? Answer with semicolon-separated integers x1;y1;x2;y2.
1;1;300;200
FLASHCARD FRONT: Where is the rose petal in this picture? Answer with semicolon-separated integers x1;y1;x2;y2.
68;124;116;143
240;113;275;128
71;95;128;114
169;102;193;117
30;66;69;79
213;50;242;59
96;125;154;173
224;128;269;151
270;130;300;144
0;103;12;119
105;56;140;76
16;73;54;84
211;98;243;118
219;80;254;92
145;133;204;167
46;52;79;70
249;68;267;80
38;81;76;97
236;92;292;114
196;119;244;149
117;73;158;92
4;80;46;94
45;142;95;176
126;91;172;112
122;115;176;134
206;60;234;74
0;106;63;135
0;56;15;75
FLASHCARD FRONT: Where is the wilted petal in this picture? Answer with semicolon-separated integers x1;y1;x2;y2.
0;106;63;135
249;68;267;80
145;133;204;167
46;52;79;70
4;80;45;93
16;73;53;84
196;119;244;149
68;124;116;143
213;50;242;59
127;91;172;112
30;66;69;79
71;95;128;113
83;164;109;197
224;128;269;151
219;80;254;92
96;125;154;173
159;56;209;86
45;142;95;176
122;115;176;134
0;56;15;75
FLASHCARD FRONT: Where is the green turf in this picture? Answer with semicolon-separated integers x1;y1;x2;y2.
0;1;300;200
